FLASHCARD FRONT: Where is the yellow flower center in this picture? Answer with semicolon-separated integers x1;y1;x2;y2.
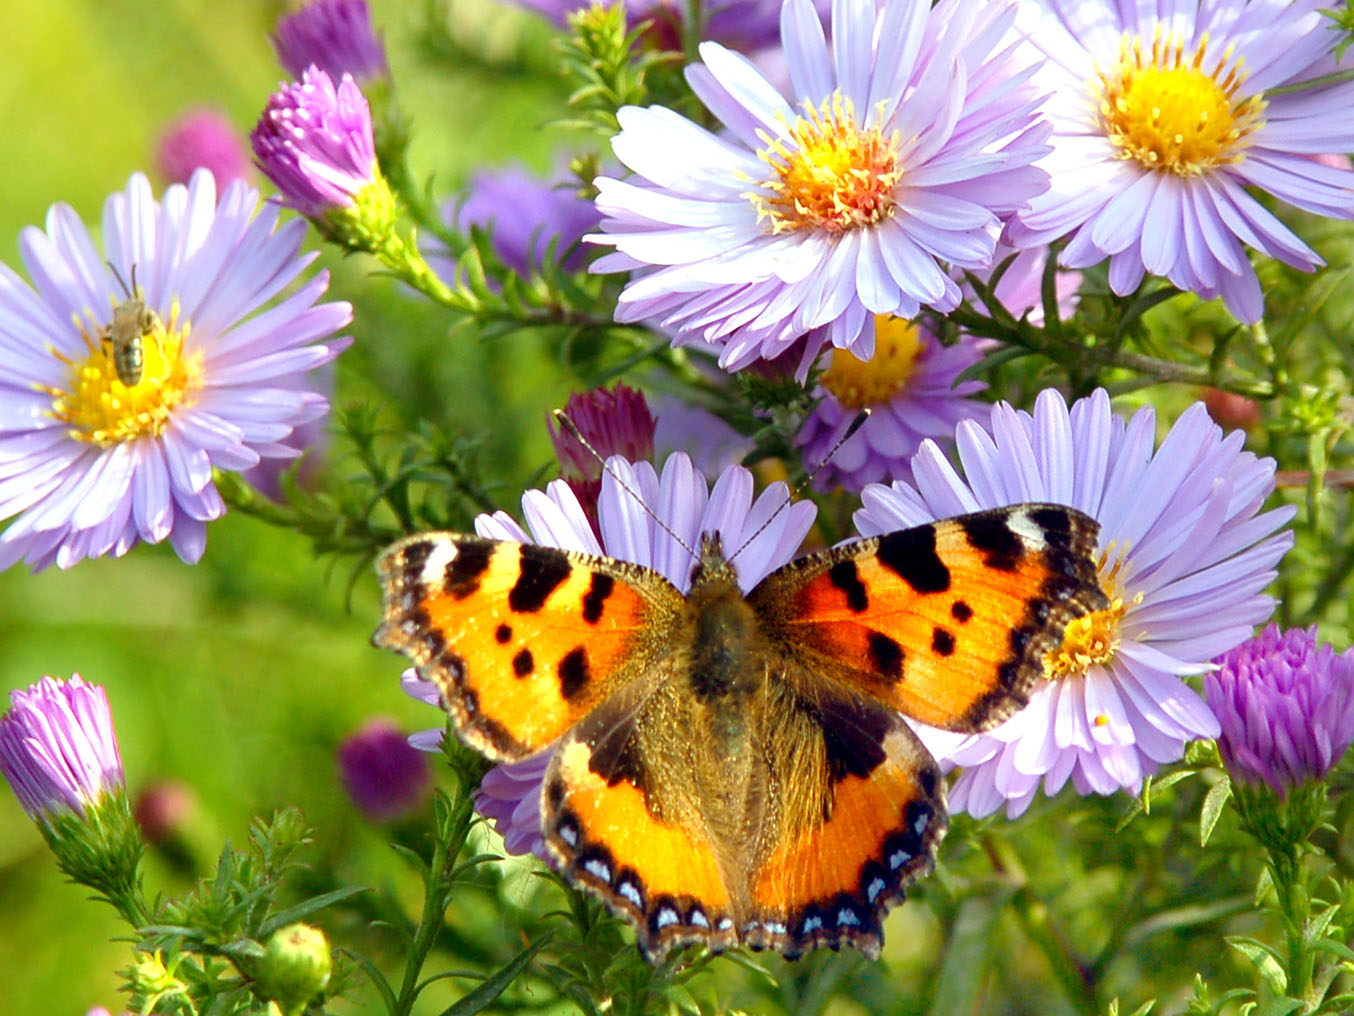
1044;546;1136;680
819;316;922;408
1095;28;1264;175
751;92;901;234
44;301;203;447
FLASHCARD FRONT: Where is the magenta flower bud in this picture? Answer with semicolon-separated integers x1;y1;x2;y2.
337;718;432;821
273;0;389;85
549;384;656;521
156;108;252;188
252;68;385;226
1;675;123;820
1206;625;1354;798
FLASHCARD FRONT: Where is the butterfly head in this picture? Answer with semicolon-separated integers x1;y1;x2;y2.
689;532;742;592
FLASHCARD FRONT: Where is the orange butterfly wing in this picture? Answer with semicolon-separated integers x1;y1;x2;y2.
742;685;946;959
751;504;1108;732
541;681;742;962
373;533;680;760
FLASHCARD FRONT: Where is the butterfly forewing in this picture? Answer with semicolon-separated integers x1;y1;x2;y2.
749;504;1109;732
373;532;683;760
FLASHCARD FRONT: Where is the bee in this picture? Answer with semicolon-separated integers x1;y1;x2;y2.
103;265;160;387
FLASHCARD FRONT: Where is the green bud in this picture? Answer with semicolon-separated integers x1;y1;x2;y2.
42;787;143;908
321;174;399;253
126;949;188;1014
259;922;332;1015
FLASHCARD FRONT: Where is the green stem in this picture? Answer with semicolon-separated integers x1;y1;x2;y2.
392;790;478;1016
984;835;1099;1016
945;302;1276;397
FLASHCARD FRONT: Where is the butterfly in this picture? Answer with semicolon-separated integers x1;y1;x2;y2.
373;503;1107;962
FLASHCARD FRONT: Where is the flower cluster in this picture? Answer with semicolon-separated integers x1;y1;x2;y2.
7;0;1354;1006
591;0;1053;371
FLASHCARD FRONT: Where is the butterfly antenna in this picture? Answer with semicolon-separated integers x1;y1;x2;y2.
727;408;871;565
106;261;132;299
552;409;701;564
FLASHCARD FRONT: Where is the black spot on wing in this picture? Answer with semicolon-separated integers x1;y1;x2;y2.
960;512;1024;572
398;540;433;585
581;572;615;624
512;648;534;677
559;646;591;700
828;559;869;612
508;546;572;612
931;627;955;657
866;630;904;681
951;600;973;622
495;623;512;643
1030;505;1073;537
446;540;494;599
877;526;950;593
812;694;891;788
584;712;648;791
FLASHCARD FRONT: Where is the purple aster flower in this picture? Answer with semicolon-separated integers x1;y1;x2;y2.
252;67;387;226
589;0;1051;372
240;362;334;502
549;384;656;521
156;108;253;189
1006;0;1354;323
794;316;989;493
0;171;349;571
337;718;433;821
855;388;1295;817
1;675;123;821
651;394;757;477
406;452;816;856
437;165;600;278
475;751;553;859
1205;625;1354;798
273;0;389;85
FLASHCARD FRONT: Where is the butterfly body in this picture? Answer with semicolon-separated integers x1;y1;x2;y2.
375;504;1108;961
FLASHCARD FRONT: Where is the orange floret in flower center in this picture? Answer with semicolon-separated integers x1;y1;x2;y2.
1044;546;1135;681
1095;27;1264;175
752;92;901;234
45;302;203;447
820;315;922;408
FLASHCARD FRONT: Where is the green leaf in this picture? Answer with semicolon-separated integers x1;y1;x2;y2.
1253;863;1276;907
1249;998;1304;1016
1310;938;1354;964
926;893;1011;1016
1306;901;1342;943
437;936;549;1016
1226;936;1289;994
1148;768;1196;805
345;947;399;1015
259;887;370;937
1201;776;1232;846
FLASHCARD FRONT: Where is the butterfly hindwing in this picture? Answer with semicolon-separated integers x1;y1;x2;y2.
373;533;682;760
750;504;1108;732
542;677;742;961
744;682;946;959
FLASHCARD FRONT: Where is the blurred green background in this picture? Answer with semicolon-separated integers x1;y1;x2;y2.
0;1;583;1011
